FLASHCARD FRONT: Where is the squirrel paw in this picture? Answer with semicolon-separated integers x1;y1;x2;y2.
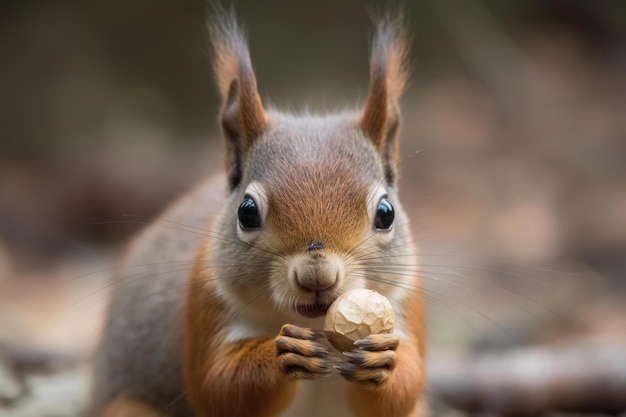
276;324;332;380
336;333;399;384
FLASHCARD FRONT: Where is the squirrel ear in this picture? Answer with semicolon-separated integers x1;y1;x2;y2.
210;11;266;190
360;13;410;185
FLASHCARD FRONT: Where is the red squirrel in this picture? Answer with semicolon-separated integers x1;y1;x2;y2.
92;9;424;417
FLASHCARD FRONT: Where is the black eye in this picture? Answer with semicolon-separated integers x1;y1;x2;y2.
374;197;394;230
238;197;260;230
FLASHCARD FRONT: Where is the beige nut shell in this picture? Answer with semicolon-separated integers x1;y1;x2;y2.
324;289;395;352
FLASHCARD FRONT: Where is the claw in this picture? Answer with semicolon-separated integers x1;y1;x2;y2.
280;324;325;340
275;324;332;380
353;334;399;351
338;334;400;384
276;336;329;358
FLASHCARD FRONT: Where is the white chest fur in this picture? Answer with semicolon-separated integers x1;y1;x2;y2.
224;315;357;416
282;376;353;417
223;309;407;417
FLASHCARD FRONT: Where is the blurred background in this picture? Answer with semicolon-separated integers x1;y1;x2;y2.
1;0;625;416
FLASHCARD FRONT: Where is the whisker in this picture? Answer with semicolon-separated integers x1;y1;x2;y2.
356;265;557;319
95;273;272;338
90;216;283;262
355;259;560;288
355;273;519;342
73;259;272;319
125;214;287;260
351;273;484;338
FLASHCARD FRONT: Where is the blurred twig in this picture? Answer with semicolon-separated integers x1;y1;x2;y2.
428;343;626;415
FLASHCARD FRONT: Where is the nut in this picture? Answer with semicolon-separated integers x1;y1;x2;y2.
324;289;395;352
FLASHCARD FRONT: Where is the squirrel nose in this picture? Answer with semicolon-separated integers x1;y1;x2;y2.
292;255;342;292
307;241;324;252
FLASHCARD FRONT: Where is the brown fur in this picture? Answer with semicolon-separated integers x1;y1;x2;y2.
346;289;425;417
93;9;424;417
360;12;410;184
184;269;298;417
209;11;266;190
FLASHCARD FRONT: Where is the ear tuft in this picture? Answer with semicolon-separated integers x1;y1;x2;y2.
208;8;266;190
360;12;411;184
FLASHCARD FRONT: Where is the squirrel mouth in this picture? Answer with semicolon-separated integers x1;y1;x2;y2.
296;302;330;319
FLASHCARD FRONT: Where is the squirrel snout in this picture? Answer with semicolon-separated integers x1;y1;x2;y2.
291;255;343;292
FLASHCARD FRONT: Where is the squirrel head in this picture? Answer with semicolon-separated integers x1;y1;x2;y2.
208;12;415;321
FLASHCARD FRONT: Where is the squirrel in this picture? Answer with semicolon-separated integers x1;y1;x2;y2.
92;9;424;417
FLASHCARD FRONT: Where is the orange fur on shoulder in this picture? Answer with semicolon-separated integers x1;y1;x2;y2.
184;262;297;417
